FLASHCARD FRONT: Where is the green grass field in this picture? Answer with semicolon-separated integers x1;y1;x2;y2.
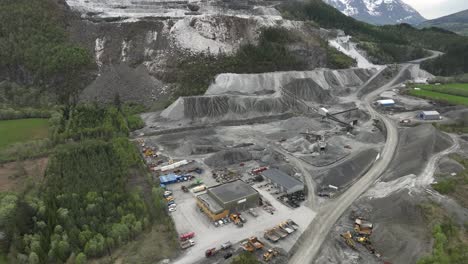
409;83;468;106
0;118;49;150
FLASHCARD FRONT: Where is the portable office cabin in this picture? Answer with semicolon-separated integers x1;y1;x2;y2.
376;99;395;107
419;111;441;120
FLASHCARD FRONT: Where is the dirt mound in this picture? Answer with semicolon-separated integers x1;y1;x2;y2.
204;149;253;167
319;148;379;189
437;156;465;175
80;64;165;106
283;78;333;103
382;124;452;182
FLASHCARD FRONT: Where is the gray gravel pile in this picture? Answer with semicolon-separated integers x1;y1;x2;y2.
204;149;253;167
382;124;452;182
319;148;379;189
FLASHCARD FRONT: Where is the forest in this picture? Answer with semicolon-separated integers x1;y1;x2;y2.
0;104;166;263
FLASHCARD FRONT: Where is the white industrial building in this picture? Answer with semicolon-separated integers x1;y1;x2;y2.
418;111;441;121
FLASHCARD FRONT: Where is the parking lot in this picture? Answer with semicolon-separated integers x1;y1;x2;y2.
169;179;316;264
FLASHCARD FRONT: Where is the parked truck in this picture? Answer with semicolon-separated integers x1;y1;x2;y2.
205;247;218;258
192;185;206;193
264;229;280;243
287;219;299;230
241;241;255;252
179;232;195;241
272;227;288;238
180;239;195;249
221;241;232;250
248;236;264;250
279;222;295;234
248;208;258;217
251;166;268;175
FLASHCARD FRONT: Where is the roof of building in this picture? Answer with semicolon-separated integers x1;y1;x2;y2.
377;99;395;105
421;110;440;115
197;193;224;214
261;169;304;190
209;180;258;204
159;173;179;183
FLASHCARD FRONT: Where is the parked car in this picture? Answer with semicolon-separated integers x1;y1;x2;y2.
167;200;175;206
223;218;228;224
224;253;233;259
169;207;176;212
218;220;224;226
214;221;219;227
168;204;177;208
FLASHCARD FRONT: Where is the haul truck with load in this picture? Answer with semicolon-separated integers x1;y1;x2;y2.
248;236;264;250
264;229;280;242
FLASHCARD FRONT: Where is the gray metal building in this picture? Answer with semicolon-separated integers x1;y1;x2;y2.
419;111;441;120
207;180;260;212
261;169;304;194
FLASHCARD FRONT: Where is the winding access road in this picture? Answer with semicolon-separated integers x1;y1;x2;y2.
288;63;414;264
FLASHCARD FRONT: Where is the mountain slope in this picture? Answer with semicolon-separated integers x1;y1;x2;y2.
323;0;425;25
419;9;468;36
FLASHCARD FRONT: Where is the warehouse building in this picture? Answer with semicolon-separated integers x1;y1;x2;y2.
196;180;260;221
261;169;304;194
418;110;441;120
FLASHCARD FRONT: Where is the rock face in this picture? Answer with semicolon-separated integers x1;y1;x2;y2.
63;0;332;106
323;0;425;25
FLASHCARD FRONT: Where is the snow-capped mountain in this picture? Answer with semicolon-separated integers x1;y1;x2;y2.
323;0;425;25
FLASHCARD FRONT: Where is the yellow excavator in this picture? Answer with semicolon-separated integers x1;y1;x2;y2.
340;231;356;249
263;248;279;262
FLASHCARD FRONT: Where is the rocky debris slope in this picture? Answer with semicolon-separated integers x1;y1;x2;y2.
161;68;377;121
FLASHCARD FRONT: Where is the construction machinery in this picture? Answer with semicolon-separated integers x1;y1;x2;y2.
241;240;255;252
273;227;288;238
248;236;264;250
354;218;373;235
279;222;295;234
341;231;356;249
230;214;243;227
263;248;279;262
264;229;281;243
287;219;299;230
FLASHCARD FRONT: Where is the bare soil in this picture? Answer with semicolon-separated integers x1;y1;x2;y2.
0;158;47;192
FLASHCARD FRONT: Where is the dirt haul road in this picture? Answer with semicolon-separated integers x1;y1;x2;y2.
288;64;414;264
